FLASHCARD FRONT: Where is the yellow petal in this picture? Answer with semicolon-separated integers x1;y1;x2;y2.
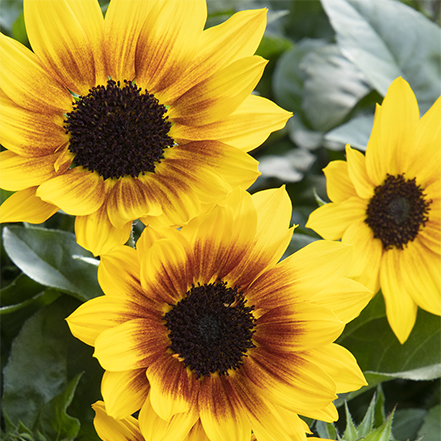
346;145;374;200
103;0;154;82
98;246;144;300
199;376;251;441
302;344;367;394
138;392;199;441
306;197;367;240
94;318;168;371
0;150;58;191
170;95;291;152
380;248;418;344
106;176;162;229
136;225;183;255
136;0;207;94
242;350;337;416
342;221;383;293
400;240;441;316
36;167;105;216
365;77;420;186
323;159;357;203
228;187;293;288
310;278;373;324
270;240;356;299
403;96;441;187
93;401;143;441
0;93;67;157
254;302;344;352
160;8;267;104
147;353;197;421
168;56;267;126
0;187;59;224
75;203;132;257
102;369;150;419
140;238;193;304
164;141;260;196
24;0;105;95
66;295;144;346
0;33;72;113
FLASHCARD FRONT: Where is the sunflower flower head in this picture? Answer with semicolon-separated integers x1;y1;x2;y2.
0;0;292;256
306;77;441;344
67;186;371;441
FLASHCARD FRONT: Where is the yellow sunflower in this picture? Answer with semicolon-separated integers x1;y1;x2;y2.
67;187;371;441
0;0;291;256
306;77;440;344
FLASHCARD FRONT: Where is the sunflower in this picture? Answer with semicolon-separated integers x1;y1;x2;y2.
67;187;371;441
0;0;291;256
306;77;440;344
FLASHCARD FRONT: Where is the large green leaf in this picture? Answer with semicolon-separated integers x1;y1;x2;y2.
338;293;441;380
2;226;102;302
2;296;79;431
321;0;441;113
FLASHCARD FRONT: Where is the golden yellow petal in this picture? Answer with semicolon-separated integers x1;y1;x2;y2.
310;278;373;324
75;203;132;257
106;176;163;229
0;33;72;113
302;344;367;394
24;0;105;94
103;0;154;82
135;0;206;94
0;187;59;224
140;237;193;304
199;375;251;441
400;240;441;316
66;295;143;347
0;150;58;191
380;248;418;344
94;318;168;371
323;160;357;203
93;401;143;441
160;8;267;104
402;96;441;187
168;56;267;126
346;145;374;200
170;95;291;152
342;221;383;293
306;197;367;240
365;77;420;186
102;369;150;419
138;392;199;441
0;93;67;157
147;353;197;421
36;167;105;216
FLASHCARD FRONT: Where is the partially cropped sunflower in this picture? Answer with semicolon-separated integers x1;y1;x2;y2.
307;77;440;344
0;0;291;256
67;187;371;441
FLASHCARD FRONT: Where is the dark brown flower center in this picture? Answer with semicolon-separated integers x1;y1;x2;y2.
163;281;256;379
365;173;431;249
64;79;174;180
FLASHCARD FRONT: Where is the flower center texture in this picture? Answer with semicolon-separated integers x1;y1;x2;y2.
163;281;256;379
365;173;431;250
64;79;174;180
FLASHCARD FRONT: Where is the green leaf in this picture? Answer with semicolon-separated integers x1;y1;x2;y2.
338;293;441;380
315;420;338;440
392;408;427;441
357;392;376;436
2;296;80;431
1;273;45;308
35;374;83;441
321;0;441;113
364;408;395;441
343;401;359;441
2;226;102;302
417;404;441;441
302;44;371;132
0;0;23;34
